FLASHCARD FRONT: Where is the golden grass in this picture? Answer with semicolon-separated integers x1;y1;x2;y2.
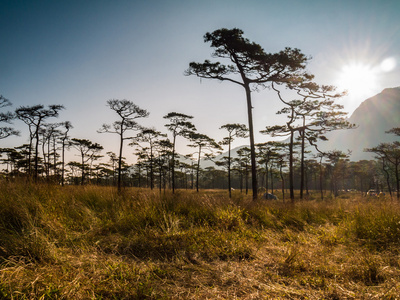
1;181;400;299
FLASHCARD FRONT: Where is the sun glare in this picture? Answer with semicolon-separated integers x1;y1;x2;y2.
337;62;378;100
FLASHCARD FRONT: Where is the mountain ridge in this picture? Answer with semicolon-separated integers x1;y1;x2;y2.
320;86;400;161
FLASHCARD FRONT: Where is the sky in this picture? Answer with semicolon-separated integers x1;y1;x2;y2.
1;0;399;164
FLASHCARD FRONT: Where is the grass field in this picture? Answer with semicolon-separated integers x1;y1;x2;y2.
1;180;400;299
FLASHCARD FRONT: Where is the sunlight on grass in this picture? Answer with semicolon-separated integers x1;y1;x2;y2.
2;181;400;298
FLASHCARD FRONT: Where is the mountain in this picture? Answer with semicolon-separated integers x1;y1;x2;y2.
319;87;400;161
200;145;249;169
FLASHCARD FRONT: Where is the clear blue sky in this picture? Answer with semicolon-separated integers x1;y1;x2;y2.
1;0;399;162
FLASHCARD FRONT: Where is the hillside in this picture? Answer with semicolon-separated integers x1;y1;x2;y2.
320;87;400;161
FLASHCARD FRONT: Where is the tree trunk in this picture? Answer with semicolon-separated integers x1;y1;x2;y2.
396;158;399;200
196;145;201;192
300;127;305;199
280;163;285;202
172;134;176;193
228;139;232;198
289;131;295;202
265;162;269;194
118;132;123;192
319;158;324;200
34;127;40;181
244;85;258;200
61;139;66;186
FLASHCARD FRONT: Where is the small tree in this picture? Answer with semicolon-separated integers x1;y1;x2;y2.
236;147;251;194
60;121;72;186
262;80;352;201
219;123;248;197
365;128;400;200
133;128;167;190
0;95;19;140
98;99;149;191
164;112;196;193
40;122;62;179
15;104;64;181
187;132;221;192
186;28;309;200
153;139;173;193
256;141;282;195
70;138;103;185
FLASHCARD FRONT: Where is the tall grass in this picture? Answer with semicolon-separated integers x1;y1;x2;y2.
2;181;400;298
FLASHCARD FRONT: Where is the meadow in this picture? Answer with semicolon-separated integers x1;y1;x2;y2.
1;180;400;299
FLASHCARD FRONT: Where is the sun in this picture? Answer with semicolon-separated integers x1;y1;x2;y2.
336;62;378;100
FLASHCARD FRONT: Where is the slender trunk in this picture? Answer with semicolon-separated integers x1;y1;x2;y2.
244;85;258;200
245;162;249;195
61;138;66;186
300;127;305;199
265;161;269;194
53;136;57;177
270;167;274;194
81;151;85;185
383;160;392;196
191;161;194;189
28;129;33;176
47;136;50;177
228;139;232;197
280;163;285;202
42;137;47;178
239;159;243;193
172;134;176;193
159;166;162;194
196;145;201;192
396;158;399;200
117;126;124;192
150;145;154;190
319;157;324;200
289;131;295;202
34;127;40;181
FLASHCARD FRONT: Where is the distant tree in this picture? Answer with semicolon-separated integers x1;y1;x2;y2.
13;144;31;174
326;150;349;197
133;128;167;190
98;99;149;191
387;127;400;137
70;138;103;185
40;123;62;178
106;151;118;185
261;106;300;201
0;148;23;175
0;95;19;140
60;121;72;186
275;148;289;201
15;104;64;180
164;112;196;193
365;128;400;200
186;28;309;200
262;80;352;201
219;123;248;197
153;139;173;193
187;132;221;192
236;147;251;194
256;141;282;195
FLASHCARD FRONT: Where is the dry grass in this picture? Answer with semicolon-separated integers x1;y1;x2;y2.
1;181;400;299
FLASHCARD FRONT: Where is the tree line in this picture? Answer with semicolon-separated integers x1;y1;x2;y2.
0;28;399;200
